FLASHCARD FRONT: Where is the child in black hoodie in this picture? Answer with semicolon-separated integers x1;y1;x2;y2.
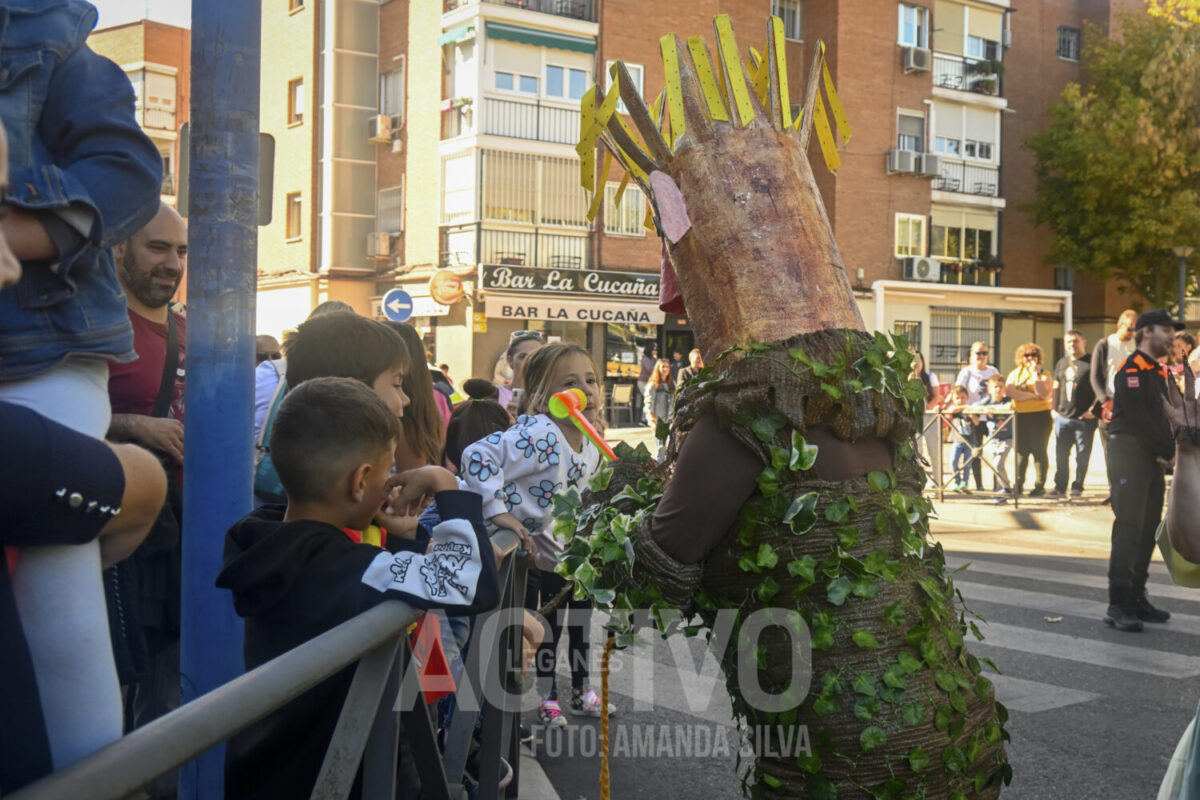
216;377;500;799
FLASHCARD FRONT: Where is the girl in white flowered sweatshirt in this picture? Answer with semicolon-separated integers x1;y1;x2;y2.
457;343;614;727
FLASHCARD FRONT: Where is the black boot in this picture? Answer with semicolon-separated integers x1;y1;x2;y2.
1104;586;1144;633
1133;589;1171;623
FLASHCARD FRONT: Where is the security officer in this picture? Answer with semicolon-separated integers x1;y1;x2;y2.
1105;308;1182;632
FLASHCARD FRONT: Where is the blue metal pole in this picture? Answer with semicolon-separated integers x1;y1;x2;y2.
180;2;260;797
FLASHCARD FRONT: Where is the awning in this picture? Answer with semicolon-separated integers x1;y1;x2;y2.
437;24;475;46
484;21;595;54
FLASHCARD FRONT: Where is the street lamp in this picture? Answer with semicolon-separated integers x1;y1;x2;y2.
1172;245;1194;324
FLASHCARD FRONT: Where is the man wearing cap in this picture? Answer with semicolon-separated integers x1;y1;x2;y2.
1104;308;1182;632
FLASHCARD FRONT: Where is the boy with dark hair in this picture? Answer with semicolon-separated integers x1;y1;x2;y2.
217;378;499;798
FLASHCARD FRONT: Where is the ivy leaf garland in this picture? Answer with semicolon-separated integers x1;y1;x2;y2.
551;334;1010;797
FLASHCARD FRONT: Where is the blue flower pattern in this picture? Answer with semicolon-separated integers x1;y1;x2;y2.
485;431;503;444
529;479;561;508
567;458;586;483
515;427;536;458
467;451;498;482
495;482;521;511
533;432;561;465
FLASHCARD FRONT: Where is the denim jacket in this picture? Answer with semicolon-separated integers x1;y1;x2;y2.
0;0;162;380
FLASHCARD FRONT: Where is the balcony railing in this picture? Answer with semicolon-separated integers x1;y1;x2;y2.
444;0;596;22
932;53;1001;97
441;96;579;145
441;224;592;268
933;160;1000;198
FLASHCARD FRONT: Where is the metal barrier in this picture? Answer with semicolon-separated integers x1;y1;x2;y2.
924;405;1017;506
10;531;528;800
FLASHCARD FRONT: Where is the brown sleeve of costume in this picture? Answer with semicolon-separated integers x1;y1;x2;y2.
649;413;765;564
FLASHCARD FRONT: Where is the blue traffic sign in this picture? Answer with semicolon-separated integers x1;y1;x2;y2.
381;288;414;322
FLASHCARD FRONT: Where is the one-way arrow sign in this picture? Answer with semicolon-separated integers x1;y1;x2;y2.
381;288;414;322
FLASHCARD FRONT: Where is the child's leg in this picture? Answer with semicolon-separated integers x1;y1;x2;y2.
532;569;565;700
564;595;592;693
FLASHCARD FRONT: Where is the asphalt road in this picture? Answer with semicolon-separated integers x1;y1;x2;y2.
523;474;1200;800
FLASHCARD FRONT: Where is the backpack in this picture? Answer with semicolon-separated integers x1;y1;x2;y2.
254;361;289;503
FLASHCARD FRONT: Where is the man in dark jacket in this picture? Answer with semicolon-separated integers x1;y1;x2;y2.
1104;309;1181;632
1051;330;1097;498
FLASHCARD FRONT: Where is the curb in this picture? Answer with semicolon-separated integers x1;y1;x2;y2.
929;495;1114;532
518;745;560;800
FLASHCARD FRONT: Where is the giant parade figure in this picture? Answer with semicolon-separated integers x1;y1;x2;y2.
555;14;1009;799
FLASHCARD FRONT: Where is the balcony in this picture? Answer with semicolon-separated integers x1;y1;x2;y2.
442;95;579;145
443;0;596;23
933;53;1002;97
933;161;1000;198
441;224;592;269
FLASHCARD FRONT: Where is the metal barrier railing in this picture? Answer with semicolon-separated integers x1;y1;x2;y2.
10;530;527;800
923;405;1017;506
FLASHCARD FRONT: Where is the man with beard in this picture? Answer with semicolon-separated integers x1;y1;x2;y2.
105;203;188;743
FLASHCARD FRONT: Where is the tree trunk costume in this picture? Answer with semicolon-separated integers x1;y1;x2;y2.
556;15;1009;799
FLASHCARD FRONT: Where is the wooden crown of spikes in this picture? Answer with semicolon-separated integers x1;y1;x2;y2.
576;14;863;360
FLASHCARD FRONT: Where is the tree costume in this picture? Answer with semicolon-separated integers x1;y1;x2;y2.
555;15;1010;799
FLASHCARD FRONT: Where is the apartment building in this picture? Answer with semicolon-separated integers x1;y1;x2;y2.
247;0;1145;387
89;20;189;207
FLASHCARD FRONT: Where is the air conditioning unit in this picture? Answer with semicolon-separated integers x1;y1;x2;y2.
366;231;392;258
887;149;918;174
367;114;393;143
917;153;943;177
903;46;932;73
903;256;942;282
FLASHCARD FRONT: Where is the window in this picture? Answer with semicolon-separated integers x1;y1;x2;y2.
895;213;925;257
966;36;999;61
495;71;538;94
603;183;645;237
934;136;960;156
893;321;922;352
772;0;802;41
930;309;993;378
897;113;925;152
378;184;404;235
287;78;303;125
605;60;643;114
898;4;928;48
963;139;992;160
546;65;589;100
1057;26;1080;61
285;192;302;239
931;224;993;260
381;64;405;119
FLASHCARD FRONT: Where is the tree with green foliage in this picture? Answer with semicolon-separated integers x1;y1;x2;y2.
1027;12;1200;308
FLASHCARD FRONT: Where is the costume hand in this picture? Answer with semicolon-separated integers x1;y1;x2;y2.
1161;368;1197;434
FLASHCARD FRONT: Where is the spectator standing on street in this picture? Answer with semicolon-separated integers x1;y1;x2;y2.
1005;343;1053;497
644;358;675;427
1051;330;1098;498
1105;309;1180;632
636;342;657;425
910;351;941;409
953;342;997;490
105;203;189;736
255;335;281;366
669;349;685;382
385;321;447;471
1090;309;1138;501
0;0;163;771
1170;331;1197;394
980;375;1013;501
945;385;979;492
496;331;544;417
677;348;704;388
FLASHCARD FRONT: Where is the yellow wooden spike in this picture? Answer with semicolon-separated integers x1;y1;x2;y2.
714;14;755;127
821;58;852;144
660;34;687;147
579;87;597;192
749;46;770;107
577;78;621;158
614;170;630;207
586;150;613;223
643;200;655;231
811;90;840;172
686;37;729;122
611;113;652;183
771;17;792;130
